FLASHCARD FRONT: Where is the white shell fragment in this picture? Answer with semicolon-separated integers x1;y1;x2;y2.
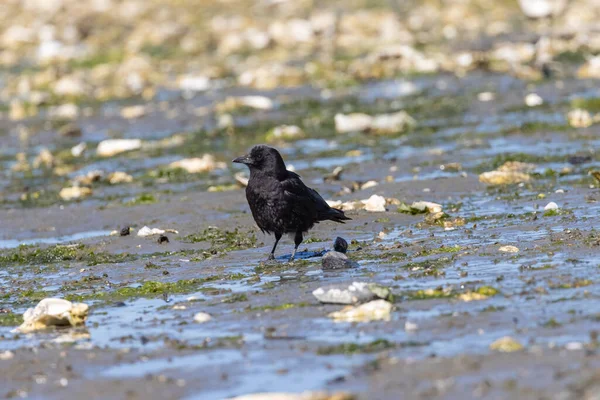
499;245;519;253
328;299;393;322
137;226;179;237
313;282;391;304
362;194;387;212
15;298;89;333
544;202;559;211
97;139;142;157
193;312;212;323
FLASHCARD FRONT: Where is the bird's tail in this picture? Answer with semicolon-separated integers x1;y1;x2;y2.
323;207;351;223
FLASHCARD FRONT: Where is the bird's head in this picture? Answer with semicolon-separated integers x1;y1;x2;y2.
233;145;287;175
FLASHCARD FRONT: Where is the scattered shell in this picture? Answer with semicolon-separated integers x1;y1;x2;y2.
478;92;495;102
97;139;142;157
120;105;146;119
178;75;210;92
410;201;443;214
405;321;418;332
362;194;386;212
266;125;305;142
458;292;489;302
525;93;543;107
334;113;372;133
217;95;274;112
32;148;54;169
335;111;415;134
193;312;212;323
360;180;378;190
518;0;568;19
499;245;519;253
169;154;226;173
328;299;392;323
0;350;15;360
137;226;178;237
59;186;92;201
490;336;524;352
235;172;249;187
370;111;416;134
49;103;79;119
544;202;559;211
14;298;89;333
568;109;593;128
107;171;133;185
71;142;87;157
577;56;600;79
313;282;391;305
479;171;531;185
497;161;536;173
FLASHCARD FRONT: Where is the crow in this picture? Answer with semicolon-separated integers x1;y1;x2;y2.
233;145;350;261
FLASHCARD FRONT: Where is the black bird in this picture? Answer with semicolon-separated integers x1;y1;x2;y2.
233;145;350;261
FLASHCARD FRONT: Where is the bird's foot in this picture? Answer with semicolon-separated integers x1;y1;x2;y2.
268;253;275;260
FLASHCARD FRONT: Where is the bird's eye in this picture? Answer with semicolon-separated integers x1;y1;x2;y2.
255;153;262;160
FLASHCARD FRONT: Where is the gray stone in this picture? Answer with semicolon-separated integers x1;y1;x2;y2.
322;251;355;270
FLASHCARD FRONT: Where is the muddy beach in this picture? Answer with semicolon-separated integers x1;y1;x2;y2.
1;0;600;399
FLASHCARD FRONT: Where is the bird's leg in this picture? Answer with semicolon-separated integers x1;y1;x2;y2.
268;233;282;261
289;231;303;262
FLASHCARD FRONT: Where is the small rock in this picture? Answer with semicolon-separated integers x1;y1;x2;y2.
333;237;348;254
544;202;558;211
169;154;225;173
490;336;524;352
193;312;211;323
0;350;14;360
313;282;391;305
157;235;169;244
518;0;567;19
321;251;356;270
59;186;92;201
120;105;146;119
328;299;392;322
14;298;89;333
120;227;131;236
499;245;519;253
59;123;82;137
362;194;386;212
97;139;142;157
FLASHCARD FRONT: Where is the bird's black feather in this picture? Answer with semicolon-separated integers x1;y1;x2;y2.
233;145;350;260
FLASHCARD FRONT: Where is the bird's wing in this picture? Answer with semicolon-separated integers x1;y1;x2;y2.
282;171;331;217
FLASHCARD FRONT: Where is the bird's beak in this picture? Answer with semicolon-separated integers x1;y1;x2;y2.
232;154;252;165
